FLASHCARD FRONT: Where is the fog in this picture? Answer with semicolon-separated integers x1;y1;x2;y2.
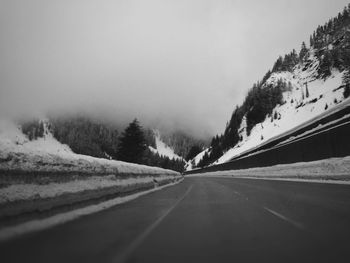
0;0;348;138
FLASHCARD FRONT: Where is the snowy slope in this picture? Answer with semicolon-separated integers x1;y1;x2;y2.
0;120;179;176
0;119;73;157
189;48;350;170
185;148;209;170
148;130;184;161
216;72;346;164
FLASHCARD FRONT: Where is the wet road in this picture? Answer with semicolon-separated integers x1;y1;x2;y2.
2;177;350;263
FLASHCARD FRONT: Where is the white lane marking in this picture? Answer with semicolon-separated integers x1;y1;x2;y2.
113;185;193;263
0;180;184;242
213;179;305;230
263;207;305;230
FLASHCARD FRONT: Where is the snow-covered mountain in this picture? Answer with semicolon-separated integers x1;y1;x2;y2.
216;59;346;165
148;130;184;161
189;6;350;170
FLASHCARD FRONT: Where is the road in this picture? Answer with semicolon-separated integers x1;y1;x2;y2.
1;177;350;263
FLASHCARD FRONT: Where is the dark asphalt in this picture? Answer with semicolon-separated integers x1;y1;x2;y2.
2;177;350;263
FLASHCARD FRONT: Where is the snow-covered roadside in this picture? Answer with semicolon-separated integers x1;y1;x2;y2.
187;156;350;183
0;175;181;204
0;119;183;221
0;178;183;242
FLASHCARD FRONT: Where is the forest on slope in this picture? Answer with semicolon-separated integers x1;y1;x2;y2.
19;116;206;173
195;4;350;168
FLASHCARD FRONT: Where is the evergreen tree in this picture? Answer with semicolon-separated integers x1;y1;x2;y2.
344;83;350;99
198;151;209;168
318;51;332;78
299;42;308;61
51;116;119;159
186;145;202;161
144;129;156;148
117;119;146;164
21;119;45;140
310;35;314;47
272;56;284;72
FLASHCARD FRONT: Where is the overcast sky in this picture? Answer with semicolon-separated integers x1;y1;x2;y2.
0;0;348;138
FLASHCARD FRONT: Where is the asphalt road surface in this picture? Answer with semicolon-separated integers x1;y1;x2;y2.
2;176;350;263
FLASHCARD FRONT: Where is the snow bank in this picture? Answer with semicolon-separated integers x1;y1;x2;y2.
0;175;181;204
0;179;183;242
188;156;350;182
0;119;183;221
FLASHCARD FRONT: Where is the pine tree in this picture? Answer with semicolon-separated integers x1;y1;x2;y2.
319;51;332;78
186;145;202;161
310;35;314;47
117;119;146;164
51;116;119;159
272;56;284;72
299;42;308;61
344;83;350;99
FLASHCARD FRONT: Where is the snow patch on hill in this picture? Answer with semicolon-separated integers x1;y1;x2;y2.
0;119;74;158
185;148;209;170
148;130;183;161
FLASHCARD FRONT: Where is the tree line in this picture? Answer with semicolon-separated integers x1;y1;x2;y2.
20;117;186;173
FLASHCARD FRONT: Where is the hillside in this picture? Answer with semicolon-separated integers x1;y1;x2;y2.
154;130;209;160
0;119;178;176
189;4;350;170
148;130;184;161
4;117;189;173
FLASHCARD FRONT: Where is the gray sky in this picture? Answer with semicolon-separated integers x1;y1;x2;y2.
0;0;348;138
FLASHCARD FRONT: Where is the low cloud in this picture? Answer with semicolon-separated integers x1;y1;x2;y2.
1;0;348;138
